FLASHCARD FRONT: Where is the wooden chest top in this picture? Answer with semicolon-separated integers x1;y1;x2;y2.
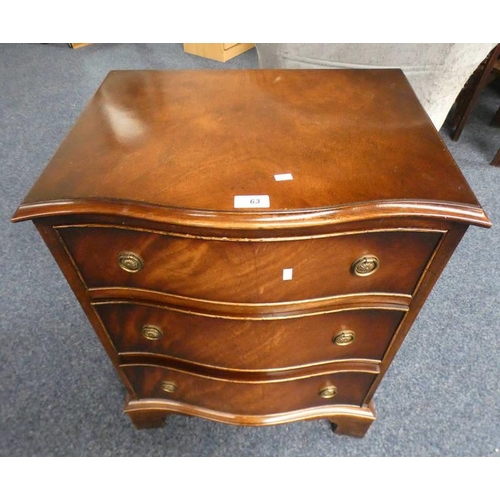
13;69;489;228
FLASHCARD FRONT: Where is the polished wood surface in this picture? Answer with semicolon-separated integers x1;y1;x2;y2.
14;70;487;225
95;302;406;369
362;223;468;405
119;355;379;383
121;364;378;414
34;220;138;398
58;224;442;302
12;70;491;438
124;397;377;436
12;197;490;229
90;287;412;318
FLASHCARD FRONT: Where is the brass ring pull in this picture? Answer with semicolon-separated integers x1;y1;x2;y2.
141;325;163;341
333;330;355;346
351;255;379;277
319;385;337;399
160;381;178;394
117;251;144;273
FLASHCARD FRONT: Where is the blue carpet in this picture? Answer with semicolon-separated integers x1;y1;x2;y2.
1;43;499;456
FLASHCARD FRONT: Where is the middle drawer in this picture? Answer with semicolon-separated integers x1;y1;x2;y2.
95;302;406;369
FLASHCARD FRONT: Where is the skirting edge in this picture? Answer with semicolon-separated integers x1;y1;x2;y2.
123;397;376;437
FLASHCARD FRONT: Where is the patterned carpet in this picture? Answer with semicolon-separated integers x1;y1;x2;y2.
1;43;499;456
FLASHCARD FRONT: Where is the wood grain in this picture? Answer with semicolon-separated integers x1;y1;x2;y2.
11;70;491;437
12;70;488;224
124;397;376;435
90;288;411;318
122;364;378;415
96;301;405;369
57;225;442;302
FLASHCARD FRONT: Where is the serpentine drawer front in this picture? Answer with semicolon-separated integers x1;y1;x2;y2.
120;364;379;415
12;69;490;438
94;302;407;369
56;225;442;302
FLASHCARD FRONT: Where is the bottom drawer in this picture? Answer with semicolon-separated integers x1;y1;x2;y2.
122;365;378;415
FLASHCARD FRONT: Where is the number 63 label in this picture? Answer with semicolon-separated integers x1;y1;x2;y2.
234;195;270;208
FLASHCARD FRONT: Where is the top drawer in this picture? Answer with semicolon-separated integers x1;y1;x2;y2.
57;225;442;303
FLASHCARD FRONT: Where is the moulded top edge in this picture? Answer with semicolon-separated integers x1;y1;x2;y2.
11;197;492;229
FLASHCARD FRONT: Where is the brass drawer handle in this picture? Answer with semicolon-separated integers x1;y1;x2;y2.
160;381;178;394
333;330;355;346
141;325;163;341
319;385;337;399
118;251;143;273
351;255;379;277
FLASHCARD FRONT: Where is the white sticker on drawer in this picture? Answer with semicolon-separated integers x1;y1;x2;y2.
282;268;293;281
274;173;293;181
234;195;270;208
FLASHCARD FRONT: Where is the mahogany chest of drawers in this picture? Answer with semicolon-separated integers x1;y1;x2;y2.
12;69;490;437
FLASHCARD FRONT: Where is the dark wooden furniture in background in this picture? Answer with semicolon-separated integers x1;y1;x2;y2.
491;105;500;166
449;43;500;141
449;44;500;167
12;70;491;437
492;150;500;166
492;148;500;166
491;104;500;127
